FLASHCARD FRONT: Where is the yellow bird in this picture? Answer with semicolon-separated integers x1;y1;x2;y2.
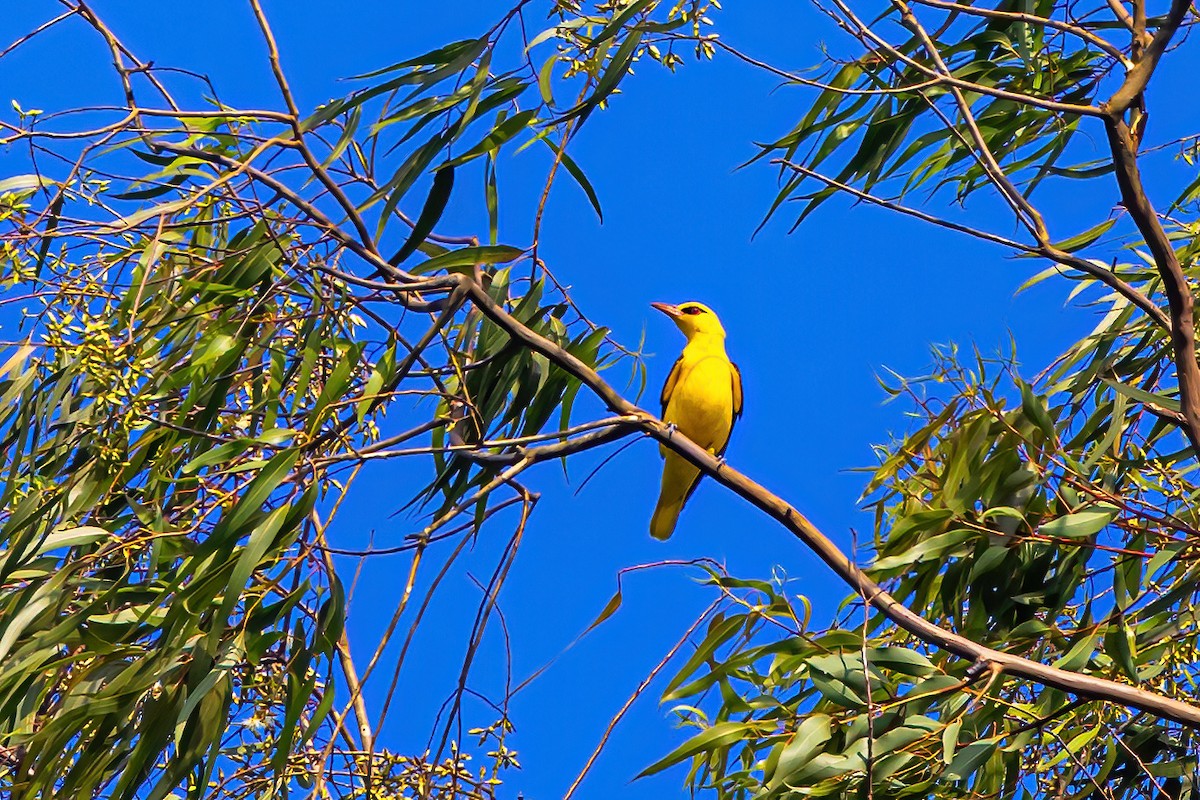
649;301;743;540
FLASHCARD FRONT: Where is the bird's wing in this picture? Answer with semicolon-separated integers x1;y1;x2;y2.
660;355;685;415
731;361;743;420
716;361;743;458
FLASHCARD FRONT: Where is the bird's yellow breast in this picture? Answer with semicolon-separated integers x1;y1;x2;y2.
663;351;735;453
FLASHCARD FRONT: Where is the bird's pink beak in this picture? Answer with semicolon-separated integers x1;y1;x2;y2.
650;301;681;319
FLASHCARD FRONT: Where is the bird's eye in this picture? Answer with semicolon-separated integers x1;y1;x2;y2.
681;306;704;315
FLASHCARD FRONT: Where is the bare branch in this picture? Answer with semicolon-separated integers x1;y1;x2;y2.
0;8;78;60
909;0;1130;64
711;38;944;96
1106;0;1137;31
774;158;1170;330
248;0;382;263
563;599;723;800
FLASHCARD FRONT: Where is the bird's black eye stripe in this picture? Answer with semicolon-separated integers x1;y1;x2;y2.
681;306;705;315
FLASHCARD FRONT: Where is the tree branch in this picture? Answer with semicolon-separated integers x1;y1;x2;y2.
774;158;1170;330
1106;0;1136;32
451;272;1200;731
1106;0;1192;113
908;0;1130;64
891;0;1051;241
1101;116;1200;455
154;143;454;312
825;0;1105;119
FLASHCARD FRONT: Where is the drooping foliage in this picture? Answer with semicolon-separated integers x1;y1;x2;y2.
0;2;721;796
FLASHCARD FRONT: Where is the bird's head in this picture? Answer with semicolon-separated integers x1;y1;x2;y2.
651;301;726;340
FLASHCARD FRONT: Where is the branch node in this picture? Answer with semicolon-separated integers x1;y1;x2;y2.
964;658;994;683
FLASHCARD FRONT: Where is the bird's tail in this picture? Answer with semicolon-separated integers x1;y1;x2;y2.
650;454;701;540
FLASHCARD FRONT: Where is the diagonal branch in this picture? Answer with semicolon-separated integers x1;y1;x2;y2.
154;143;455;312
1106;0;1137;31
1102;117;1200;455
890;0;1050;241
909;0;1130;64
1098;0;1200;455
774;158;1171;331
452;271;1200;731
823;0;1105;117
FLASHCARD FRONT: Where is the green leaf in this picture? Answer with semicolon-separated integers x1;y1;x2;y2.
874;715;940;751
1107;616;1139;680
867;646;937;676
766;714;832;789
588;0;655;49
357;367;387;424
555;28;643;125
871;528;974;572
211;505;292;649
445;110;538;167
942;718;963;763
945;739;997;780
1050;217;1118;253
537;55;557;106
662;615;744;701
389;164;455;266
636;721;760;778
543;139;603;222
1039;505;1117;539
1020;380;1057;440
410;244;525;275
484;153;499;244
806;652;865;708
0;581;60;663
1101;377;1180;412
349;37;488;81
33;525;112;556
212;449;300;541
1054;625;1102;671
173;639;245;738
0;174;51;194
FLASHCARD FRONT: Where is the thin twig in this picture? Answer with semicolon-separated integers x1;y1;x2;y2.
562;599;723;800
773;158;1169;330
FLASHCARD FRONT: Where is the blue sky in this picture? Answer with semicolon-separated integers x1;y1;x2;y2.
4;2;1196;799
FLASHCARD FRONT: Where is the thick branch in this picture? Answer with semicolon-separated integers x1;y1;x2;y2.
1102;117;1200;455
1106;0;1191;113
692;450;1200;728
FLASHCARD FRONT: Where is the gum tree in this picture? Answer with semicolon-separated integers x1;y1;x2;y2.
1;0;1198;798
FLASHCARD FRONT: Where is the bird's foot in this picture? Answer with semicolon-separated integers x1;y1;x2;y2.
665;422;678;439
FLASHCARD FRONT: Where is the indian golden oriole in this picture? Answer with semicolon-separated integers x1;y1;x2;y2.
649;301;743;540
